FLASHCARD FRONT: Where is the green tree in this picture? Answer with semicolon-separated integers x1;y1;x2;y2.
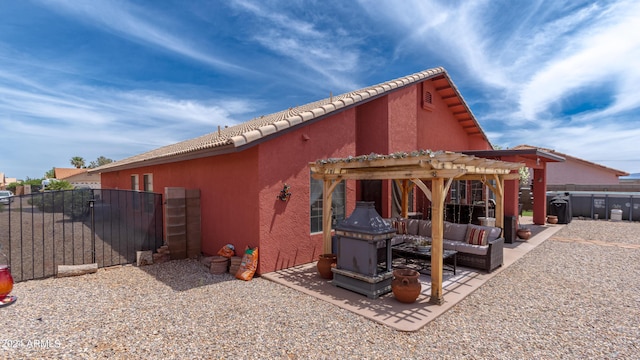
88;156;114;168
24;177;44;186
46;180;73;191
45;167;55;179
70;156;85;169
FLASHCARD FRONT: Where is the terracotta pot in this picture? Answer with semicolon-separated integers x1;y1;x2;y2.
392;269;421;303
547;215;558;224
0;265;13;299
317;254;337;279
516;228;531;240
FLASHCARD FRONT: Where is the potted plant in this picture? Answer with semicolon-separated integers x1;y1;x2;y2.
414;238;431;252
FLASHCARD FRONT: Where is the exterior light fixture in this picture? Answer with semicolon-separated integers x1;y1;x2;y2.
278;184;292;201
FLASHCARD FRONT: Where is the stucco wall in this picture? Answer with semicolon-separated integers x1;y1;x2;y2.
417;82;468;150
547;159;620;185
356;96;389;155
257;108;357;273
100;149;261;260
388;86;418;152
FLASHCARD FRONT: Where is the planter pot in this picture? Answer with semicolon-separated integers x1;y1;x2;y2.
0;265;13;299
516;228;531;240
392;269;421;303
547;215;558;224
317;253;337;279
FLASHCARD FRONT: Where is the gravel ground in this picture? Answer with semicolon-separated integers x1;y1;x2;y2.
1;219;639;359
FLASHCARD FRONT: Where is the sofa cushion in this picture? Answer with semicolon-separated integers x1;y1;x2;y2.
483;225;502;241
406;219;420;235
455;242;489;256
417;220;432;237
443;240;458;251
465;226;488;245
443;222;468;242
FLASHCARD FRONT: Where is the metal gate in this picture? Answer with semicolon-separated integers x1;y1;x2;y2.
0;189;163;282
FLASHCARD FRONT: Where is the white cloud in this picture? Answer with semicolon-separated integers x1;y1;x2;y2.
38;0;246;72
230;0;363;91
518;1;640;120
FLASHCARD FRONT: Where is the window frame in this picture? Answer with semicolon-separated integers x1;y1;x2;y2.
310;176;346;234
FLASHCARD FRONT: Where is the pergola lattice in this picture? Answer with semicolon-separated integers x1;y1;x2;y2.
310;150;524;304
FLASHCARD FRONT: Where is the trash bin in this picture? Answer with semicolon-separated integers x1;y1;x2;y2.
548;194;572;224
610;209;622;221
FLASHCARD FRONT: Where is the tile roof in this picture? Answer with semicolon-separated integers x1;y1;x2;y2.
54;168;88;180
512;145;629;176
93;67;487;173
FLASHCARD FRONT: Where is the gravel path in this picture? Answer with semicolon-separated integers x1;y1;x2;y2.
2;219;639;359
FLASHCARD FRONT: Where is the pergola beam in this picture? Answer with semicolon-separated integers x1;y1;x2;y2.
311;168;469;181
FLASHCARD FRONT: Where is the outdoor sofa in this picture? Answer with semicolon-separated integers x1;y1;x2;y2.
385;218;504;273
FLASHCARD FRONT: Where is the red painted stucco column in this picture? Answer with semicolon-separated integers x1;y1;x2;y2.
532;167;547;225
504;175;520;225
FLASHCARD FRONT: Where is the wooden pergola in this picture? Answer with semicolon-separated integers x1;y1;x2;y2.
310;150;524;304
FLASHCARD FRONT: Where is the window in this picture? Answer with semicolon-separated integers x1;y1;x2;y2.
131;175;139;191
310;176;346;233
143;174;153;192
131;174;140;209
143;173;154;213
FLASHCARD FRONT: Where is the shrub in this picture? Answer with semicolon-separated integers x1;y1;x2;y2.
28;189;93;220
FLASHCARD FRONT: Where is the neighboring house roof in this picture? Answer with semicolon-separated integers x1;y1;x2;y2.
54;168;88;180
512;145;629;176
93;67;490;173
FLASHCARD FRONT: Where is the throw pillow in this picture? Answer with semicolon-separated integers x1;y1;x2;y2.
466;227;487;246
392;219;407;235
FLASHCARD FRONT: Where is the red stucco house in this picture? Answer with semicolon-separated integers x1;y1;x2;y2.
93;67;516;275
513;145;628;186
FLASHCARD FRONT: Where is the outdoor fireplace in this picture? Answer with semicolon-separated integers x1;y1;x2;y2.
332;201;396;299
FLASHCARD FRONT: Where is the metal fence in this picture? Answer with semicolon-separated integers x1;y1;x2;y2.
0;189;163;282
547;191;640;221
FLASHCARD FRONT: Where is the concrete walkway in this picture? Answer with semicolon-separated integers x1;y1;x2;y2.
262;220;565;332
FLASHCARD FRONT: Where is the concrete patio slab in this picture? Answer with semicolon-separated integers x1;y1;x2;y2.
262;219;565;332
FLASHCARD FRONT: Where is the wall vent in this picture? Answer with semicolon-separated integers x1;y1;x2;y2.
422;86;435;111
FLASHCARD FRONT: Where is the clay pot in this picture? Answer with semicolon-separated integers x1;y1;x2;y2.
317;254;337;279
516;228;531;240
0;265;14;299
392;269;421;303
547;215;558;224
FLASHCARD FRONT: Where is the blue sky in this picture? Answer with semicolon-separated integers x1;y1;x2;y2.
1;0;639;180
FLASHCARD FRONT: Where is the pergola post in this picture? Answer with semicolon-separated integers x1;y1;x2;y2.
429;177;444;305
493;175;505;229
